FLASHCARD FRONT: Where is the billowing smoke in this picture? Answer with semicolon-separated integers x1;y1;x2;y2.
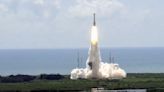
70;15;126;80
70;61;126;79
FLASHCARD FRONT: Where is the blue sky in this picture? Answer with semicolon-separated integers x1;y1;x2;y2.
0;0;163;49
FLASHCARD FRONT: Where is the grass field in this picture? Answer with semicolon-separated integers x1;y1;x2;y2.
0;73;164;92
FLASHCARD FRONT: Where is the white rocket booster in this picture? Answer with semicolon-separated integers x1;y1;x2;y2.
87;13;101;79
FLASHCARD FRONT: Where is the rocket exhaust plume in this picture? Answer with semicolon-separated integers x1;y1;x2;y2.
70;13;126;79
91;26;98;45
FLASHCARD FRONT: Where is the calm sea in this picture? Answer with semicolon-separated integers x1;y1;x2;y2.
0;47;163;75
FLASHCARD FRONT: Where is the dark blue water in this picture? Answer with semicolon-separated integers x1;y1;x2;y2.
0;47;163;75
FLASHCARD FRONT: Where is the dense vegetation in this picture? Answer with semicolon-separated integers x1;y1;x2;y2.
0;74;64;83
0;73;164;92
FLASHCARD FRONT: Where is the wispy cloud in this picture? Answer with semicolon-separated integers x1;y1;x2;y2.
33;0;45;5
0;0;61;18
69;0;126;17
0;3;8;12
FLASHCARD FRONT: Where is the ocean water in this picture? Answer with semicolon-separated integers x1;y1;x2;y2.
0;47;163;75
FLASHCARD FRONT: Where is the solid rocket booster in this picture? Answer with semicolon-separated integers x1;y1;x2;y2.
87;13;101;79
93;13;96;26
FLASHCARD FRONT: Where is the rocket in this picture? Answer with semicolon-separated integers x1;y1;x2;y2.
93;13;96;26
87;13;101;79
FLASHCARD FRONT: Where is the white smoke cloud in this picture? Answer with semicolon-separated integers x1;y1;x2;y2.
71;62;126;79
69;0;126;17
